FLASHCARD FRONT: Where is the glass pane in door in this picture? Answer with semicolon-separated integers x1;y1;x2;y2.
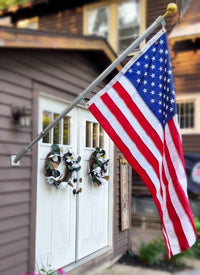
53;113;60;144
42;110;51;143
63;116;71;145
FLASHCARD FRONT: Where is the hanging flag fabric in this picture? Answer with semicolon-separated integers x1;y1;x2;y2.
88;29;197;258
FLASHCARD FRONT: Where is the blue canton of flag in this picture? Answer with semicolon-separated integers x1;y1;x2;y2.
125;33;176;128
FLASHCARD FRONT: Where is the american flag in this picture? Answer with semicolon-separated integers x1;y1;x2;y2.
88;29;197;258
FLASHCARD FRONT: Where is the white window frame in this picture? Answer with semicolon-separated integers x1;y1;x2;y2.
176;93;200;134
83;0;146;54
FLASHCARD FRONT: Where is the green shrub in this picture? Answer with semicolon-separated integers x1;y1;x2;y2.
138;217;200;269
189;217;200;257
138;238;165;266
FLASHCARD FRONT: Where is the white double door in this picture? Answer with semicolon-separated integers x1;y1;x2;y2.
36;96;110;271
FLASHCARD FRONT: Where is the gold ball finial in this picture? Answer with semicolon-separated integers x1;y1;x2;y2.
163;3;177;18
167;3;178;14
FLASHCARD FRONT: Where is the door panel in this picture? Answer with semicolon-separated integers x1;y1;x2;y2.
76;107;109;260
36;97;77;270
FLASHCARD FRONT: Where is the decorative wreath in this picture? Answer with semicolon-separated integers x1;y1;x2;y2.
45;144;81;190
89;147;109;187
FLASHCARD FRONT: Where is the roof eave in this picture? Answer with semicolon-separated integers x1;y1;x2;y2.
0;28;121;69
169;34;200;43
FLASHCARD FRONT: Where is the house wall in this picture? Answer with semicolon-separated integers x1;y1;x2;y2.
171;40;200;153
182;135;200;153
171;40;200;95
36;0;179;38
39;7;83;34
0;49;128;275
146;0;180;36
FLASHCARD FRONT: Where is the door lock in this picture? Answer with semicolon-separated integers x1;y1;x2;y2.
73;188;82;195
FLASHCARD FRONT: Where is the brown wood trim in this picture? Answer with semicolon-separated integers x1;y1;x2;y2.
128;163;132;250
29;81;39;273
0;29;120;68
170;34;200;44
119;156;129;231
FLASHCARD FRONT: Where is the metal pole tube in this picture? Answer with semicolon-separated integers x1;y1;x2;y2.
13;15;165;163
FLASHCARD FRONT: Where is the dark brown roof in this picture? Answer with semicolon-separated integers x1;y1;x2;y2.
169;0;200;41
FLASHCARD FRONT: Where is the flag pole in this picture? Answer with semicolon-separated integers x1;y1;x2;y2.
12;4;177;164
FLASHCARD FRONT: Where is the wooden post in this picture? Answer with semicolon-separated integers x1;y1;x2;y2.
120;155;129;231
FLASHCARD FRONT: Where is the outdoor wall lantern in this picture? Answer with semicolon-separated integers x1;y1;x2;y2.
12;106;32;127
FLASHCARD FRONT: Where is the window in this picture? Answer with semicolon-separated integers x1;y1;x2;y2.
117;1;140;53
17;17;38;29
42;110;71;145
84;0;145;54
176;94;200;134
85;121;104;148
177;102;194;129
87;6;109;39
0;17;12;27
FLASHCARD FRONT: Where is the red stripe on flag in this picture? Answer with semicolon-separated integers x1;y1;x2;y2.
164;128;197;237
113;81;163;155
100;92;160;179
162;164;189;251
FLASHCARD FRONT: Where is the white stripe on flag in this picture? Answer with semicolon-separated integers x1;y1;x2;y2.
159;169;181;255
163;156;196;248
165;123;187;196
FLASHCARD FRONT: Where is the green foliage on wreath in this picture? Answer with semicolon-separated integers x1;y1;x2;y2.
45;144;81;190
89;147;109;186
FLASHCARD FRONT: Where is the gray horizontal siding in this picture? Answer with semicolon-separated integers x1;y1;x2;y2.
0;51;33;275
0;48;115;274
0;203;30;219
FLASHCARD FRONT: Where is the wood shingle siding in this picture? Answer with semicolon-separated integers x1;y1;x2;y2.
171;46;200;94
146;0;179;36
39;8;83;35
182;135;200;153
